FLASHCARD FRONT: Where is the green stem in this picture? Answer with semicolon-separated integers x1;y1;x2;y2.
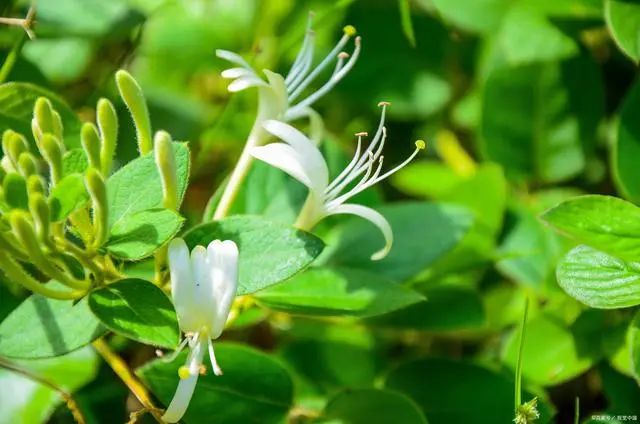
515;296;530;410
0;31;26;84
574;397;579;424
56;237;104;284
212;141;255;220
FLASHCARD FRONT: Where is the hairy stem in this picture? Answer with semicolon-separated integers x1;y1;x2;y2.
515;296;529;409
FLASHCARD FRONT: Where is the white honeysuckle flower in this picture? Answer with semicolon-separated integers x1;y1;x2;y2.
161;238;239;423
250;102;425;260
216;14;360;145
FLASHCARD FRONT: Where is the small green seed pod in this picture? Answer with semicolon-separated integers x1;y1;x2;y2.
97;98;118;175
40;134;63;185
85;168;108;247
115;70;152;156
81;122;101;170
154;131;178;210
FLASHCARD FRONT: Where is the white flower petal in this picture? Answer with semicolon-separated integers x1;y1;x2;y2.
216;49;251;69
328;203;393;260
161;335;207;423
168;238;197;332
263;70;288;114
190;246;214;330
228;75;267;92
206;240;239;338
221;67;255;79
285;106;324;145
250;143;315;189
262;120;329;190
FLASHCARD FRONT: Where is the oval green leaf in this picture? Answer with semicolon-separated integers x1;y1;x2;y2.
105;208;184;260
385;357;554;424
614;78;640;202
61;149;88;177
254;267;424;318
88;278;179;348
323;202;473;283
0;292;107;358
323;389;428;424
542;195;640;261
137;343;294;424
557;245;640;309
106;142;189;229
605;0;640;63
183;216;324;295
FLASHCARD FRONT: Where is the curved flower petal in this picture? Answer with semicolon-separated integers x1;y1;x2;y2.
285;106;324;145
221;67;255;79
262;120;328;189
190;246;214;330
328;203;393;260
168;238;197;332
250;143;316;189
161;335;207;423
206;240;239;338
263;70;288;113
216;49;251;69
228;75;267;92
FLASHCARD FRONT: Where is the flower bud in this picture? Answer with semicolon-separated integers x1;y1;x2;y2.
116;70;152;156
40;134;63;185
3;172;28;210
85;168;108;247
29;193;52;246
52;110;64;141
154;131;178;210
34;98;56;137
2;130;29;169
97;98;118;175
27;174;45;196
81;122;101;170
18;152;38;177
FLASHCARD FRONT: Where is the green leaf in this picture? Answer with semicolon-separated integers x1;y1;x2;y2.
497;4;578;65
605;0;640;63
323;202;474;282
22;38;93;84
88;278;179;348
106;142;189;229
138;343;294;424
105;208;184;260
254;267;424;318
398;0;416;47
557;245;640;309
183;216;324;295
480;54;602;183
0;82;81;149
323;389;427;424
61;148;88;177
0;293;107;358
365;286;485;332
502;313;601;386
0;346;99;424
430;0;511;34
630;311;640;381
385;357;554;424
48;174;89;222
614;79;640;202
3;173;28;210
542;195;640;261
36;0;132;36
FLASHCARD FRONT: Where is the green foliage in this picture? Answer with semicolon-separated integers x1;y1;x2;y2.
88;278;179;348
48;173;89;222
138;343;294;424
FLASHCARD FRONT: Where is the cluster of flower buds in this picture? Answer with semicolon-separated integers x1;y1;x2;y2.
0;70;181;300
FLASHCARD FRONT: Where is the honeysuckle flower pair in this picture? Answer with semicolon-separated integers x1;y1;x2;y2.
251;102;425;260
161;238;239;423
216;15;360;145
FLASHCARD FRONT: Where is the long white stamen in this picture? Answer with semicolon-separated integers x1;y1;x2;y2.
161;337;190;363
326;132;365;192
329;155;384;207
331;52;349;79
208;338;223;376
288;29;357;103
353;103;388;171
285;13;315;84
287;34;316;94
326;150;373;200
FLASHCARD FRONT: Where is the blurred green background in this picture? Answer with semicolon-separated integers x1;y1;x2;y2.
1;0;639;423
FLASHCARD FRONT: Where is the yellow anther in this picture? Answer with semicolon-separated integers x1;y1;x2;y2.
415;140;426;150
178;366;191;380
343;25;356;36
338;52;350;59
355;132;368;137
199;364;207;375
378;101;391;107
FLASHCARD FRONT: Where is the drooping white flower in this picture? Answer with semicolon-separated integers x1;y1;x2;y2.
216;14;360;144
250;102;425;260
161;238;239;423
